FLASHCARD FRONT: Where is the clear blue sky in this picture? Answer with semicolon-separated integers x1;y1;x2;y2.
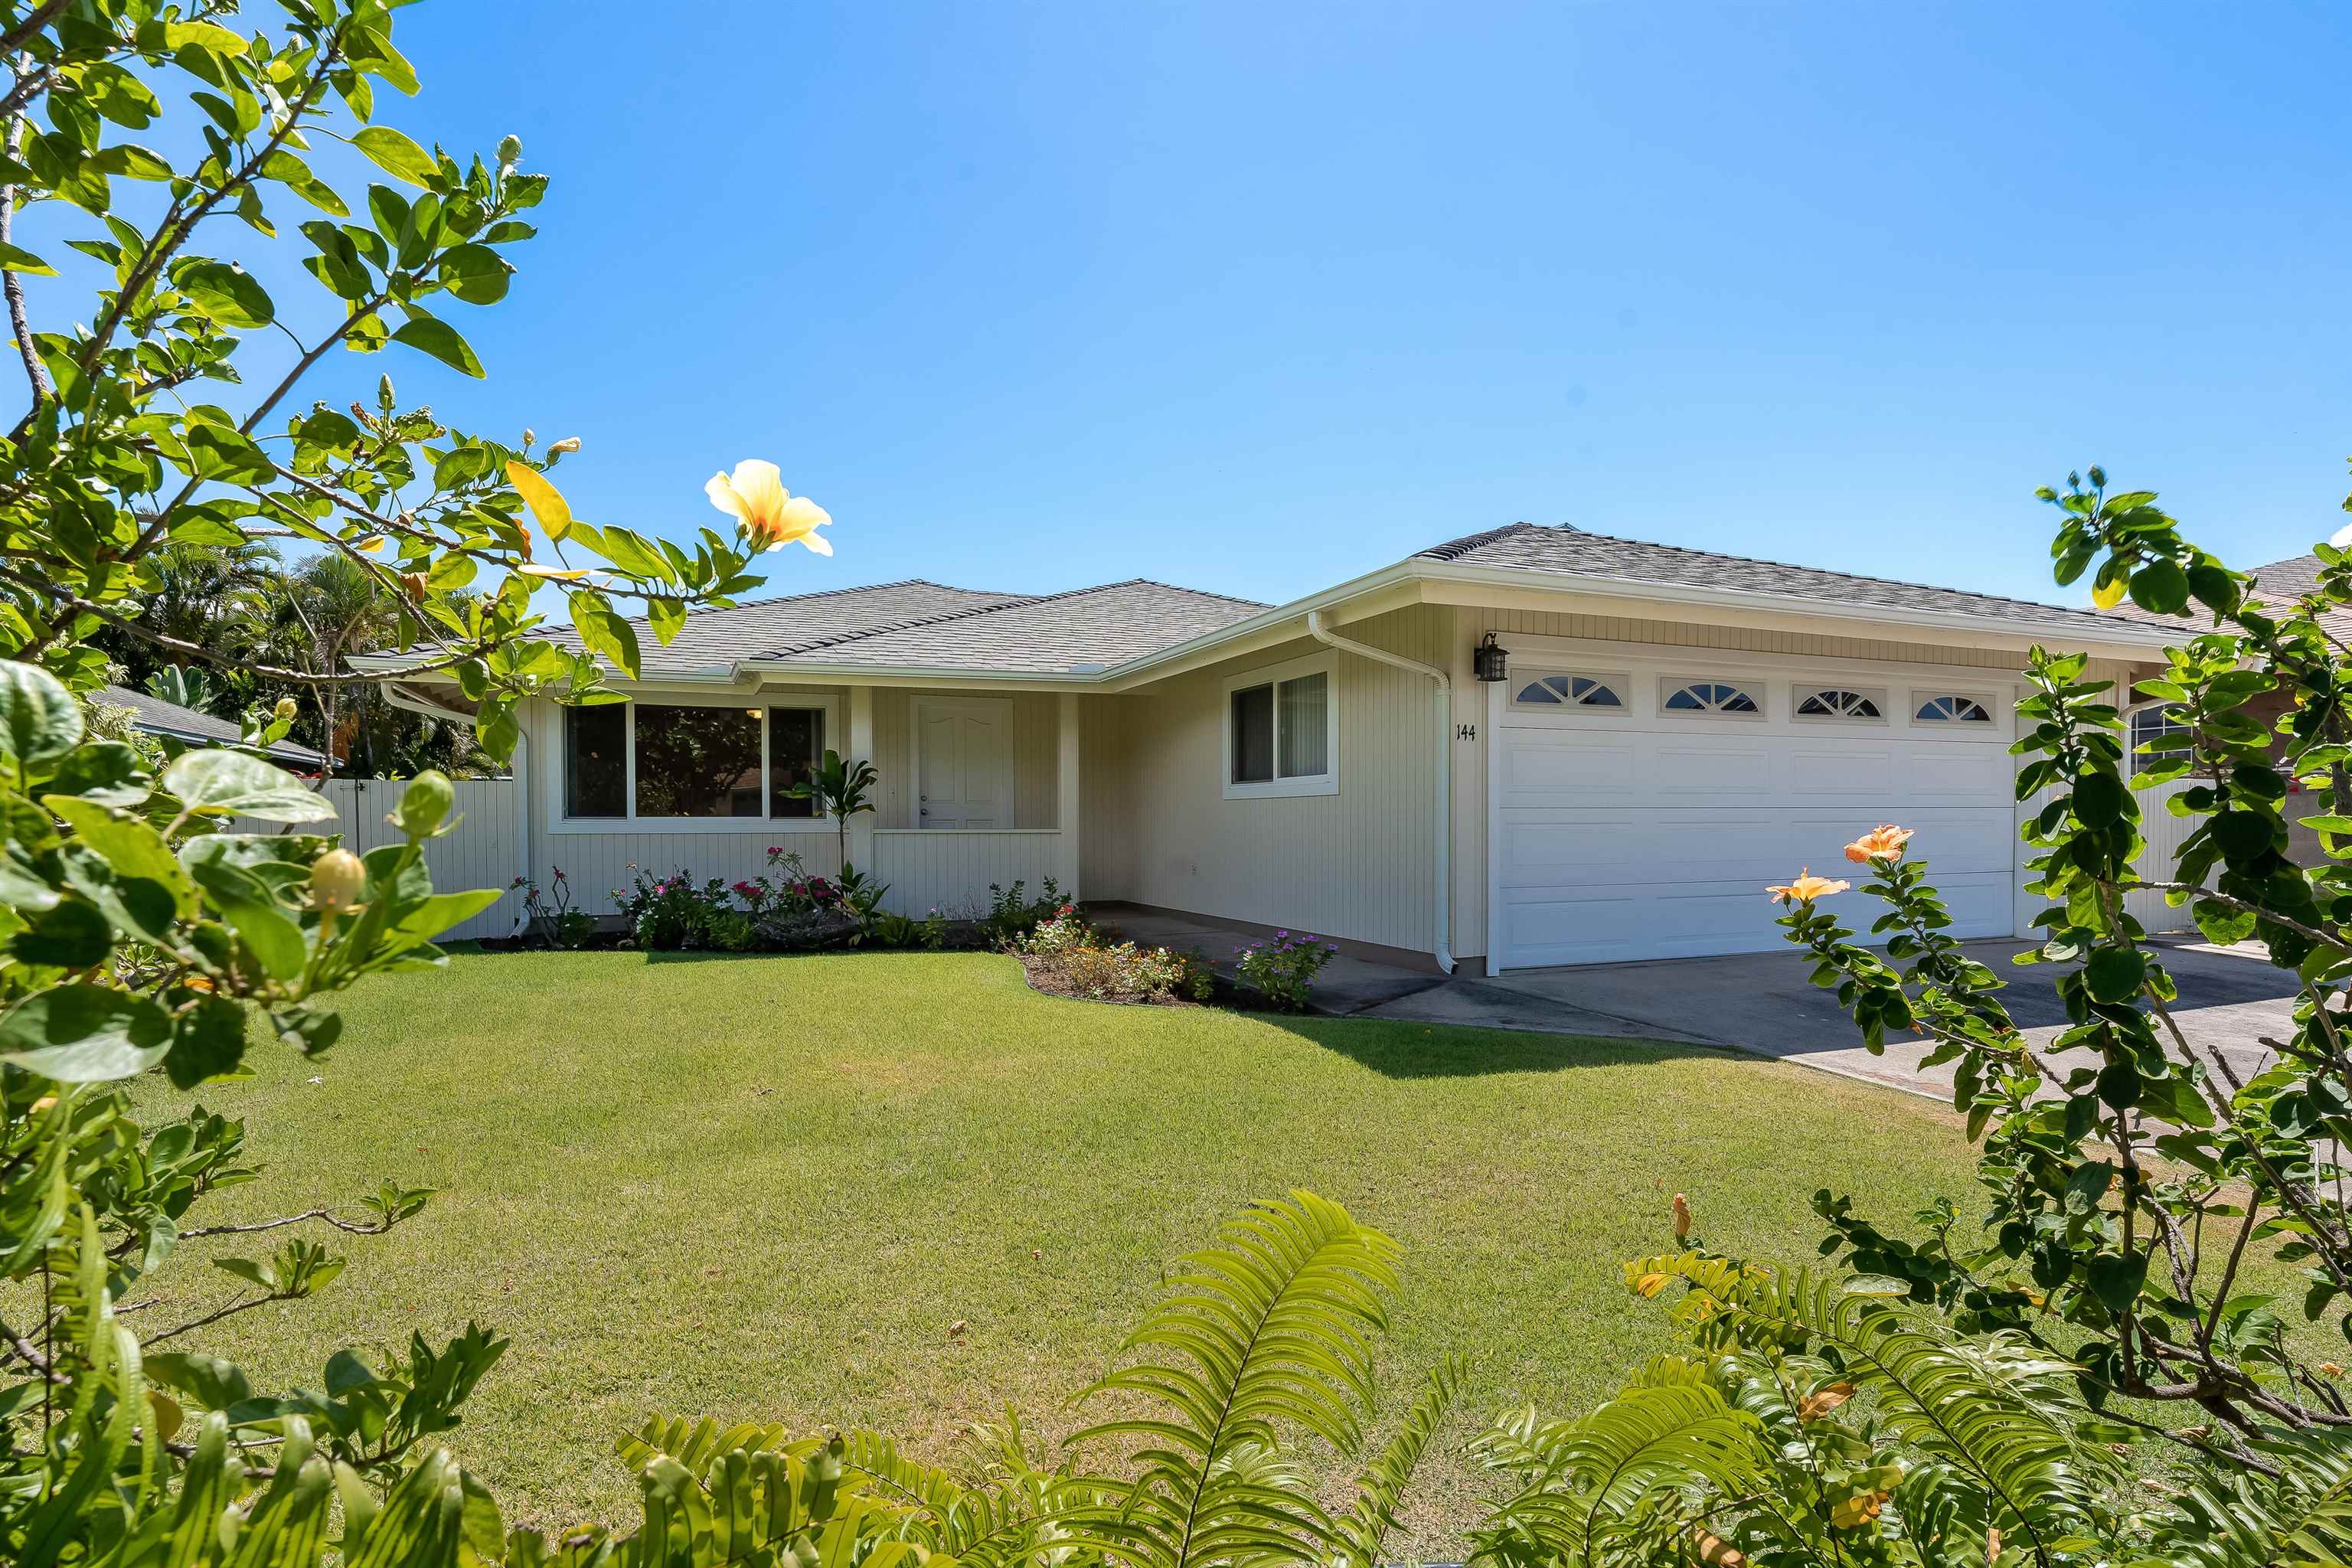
91;4;2352;609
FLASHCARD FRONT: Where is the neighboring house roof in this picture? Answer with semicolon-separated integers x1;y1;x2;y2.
101;685;323;767
1416;521;2140;636
2240;552;2352;640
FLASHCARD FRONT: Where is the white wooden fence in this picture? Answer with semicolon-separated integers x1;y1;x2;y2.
240;778;524;942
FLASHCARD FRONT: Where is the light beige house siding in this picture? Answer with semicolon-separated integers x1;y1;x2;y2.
1107;604;1451;956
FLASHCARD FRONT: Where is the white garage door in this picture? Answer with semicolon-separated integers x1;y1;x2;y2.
1489;647;2020;969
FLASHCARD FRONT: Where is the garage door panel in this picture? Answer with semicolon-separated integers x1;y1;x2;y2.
1494;688;2018;968
1909;747;2009;800
1498;735;1635;803
1501;812;1794;885
1785;746;1893;795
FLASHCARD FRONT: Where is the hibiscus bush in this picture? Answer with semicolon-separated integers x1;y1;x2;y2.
1234;928;1340;1011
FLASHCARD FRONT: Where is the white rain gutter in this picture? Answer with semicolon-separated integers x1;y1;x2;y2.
1305;609;1454;975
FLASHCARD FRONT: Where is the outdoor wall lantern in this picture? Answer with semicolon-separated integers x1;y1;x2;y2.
1472;632;1508;682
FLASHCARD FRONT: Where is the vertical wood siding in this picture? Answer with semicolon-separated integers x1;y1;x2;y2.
1079;694;1132;898
868;830;1067;916
1113;606;1446;954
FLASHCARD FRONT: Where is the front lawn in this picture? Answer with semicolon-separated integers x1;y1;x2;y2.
131;949;1991;1554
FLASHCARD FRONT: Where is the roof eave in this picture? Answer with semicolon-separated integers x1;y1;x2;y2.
1410;561;2184;659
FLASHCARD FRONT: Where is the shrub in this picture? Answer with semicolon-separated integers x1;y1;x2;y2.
1234;929;1338;1010
612;867;738;950
1018;908;1213;1002
510;868;596;948
979;877;1067;948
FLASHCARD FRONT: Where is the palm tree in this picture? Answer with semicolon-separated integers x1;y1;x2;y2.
226;552;401;776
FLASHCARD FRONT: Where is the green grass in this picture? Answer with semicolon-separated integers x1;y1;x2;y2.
128;947;1998;1553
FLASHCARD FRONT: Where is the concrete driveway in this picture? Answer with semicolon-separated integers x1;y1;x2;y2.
1357;939;2303;1099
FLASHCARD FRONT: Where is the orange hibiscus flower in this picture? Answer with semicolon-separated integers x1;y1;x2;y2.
1767;868;1851;905
1843;824;1914;864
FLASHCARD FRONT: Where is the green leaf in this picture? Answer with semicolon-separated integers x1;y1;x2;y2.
160;750;339;823
350;125;440;188
0;240;54;276
0;660;84;769
90;143;172;181
10;898;110;968
78;61;162;129
2087;1252;2149;1312
167;995;250;1089
0;985;172;1081
435;243;511;305
2128;560;2190;616
2073;771;2128;827
175;260;274;328
2085;945;2146;1003
568;591;641;680
645;596;686;646
390;315;483;377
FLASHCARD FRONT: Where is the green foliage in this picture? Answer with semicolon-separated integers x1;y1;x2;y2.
0;0;782;756
1233;931;1338;1012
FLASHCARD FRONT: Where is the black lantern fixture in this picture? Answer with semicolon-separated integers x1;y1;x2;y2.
1472;632;1508;683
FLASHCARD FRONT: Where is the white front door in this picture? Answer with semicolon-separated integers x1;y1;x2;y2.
916;698;1013;828
1487;641;2022;969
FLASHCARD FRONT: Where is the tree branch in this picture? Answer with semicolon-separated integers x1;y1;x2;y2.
0;2;71;58
1;93;45;402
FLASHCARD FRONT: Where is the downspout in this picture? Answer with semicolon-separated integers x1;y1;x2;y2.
1305;610;1454;975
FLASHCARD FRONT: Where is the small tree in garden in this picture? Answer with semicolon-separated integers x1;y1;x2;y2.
789;746;877;873
1769;468;2352;1459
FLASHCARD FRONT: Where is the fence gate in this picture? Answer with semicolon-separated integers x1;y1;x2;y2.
237;778;523;942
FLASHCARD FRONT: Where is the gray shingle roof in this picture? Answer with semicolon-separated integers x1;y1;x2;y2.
559;576;1268;677
768;580;1268;673
1417;521;2147;635
101;686;323;766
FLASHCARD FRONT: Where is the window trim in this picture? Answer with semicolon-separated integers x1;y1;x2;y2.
2127;701;2192;763
1222;652;1339;799
550;689;844;835
1507;670;1631;714
1658;676;1767;720
1792;685;1888;724
1909;690;1999;726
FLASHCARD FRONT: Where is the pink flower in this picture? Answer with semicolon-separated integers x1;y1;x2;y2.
766;846;782;856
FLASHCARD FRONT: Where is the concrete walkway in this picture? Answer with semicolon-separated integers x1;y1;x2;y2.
1364;937;2300;1099
1089;905;2301;1102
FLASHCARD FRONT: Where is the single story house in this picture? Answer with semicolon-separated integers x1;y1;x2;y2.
369;522;2187;974
102;684;325;769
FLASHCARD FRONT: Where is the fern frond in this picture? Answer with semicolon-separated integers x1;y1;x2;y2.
1475;1380;1769;1566
1063;1191;1400;1568
1328;1354;1466;1568
2152;1425;2352;1568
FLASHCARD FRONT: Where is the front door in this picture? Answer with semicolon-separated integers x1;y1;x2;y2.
916;698;1013;828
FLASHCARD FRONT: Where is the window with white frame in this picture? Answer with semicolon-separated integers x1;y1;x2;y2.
561;700;828;822
1510;672;1627;711
1661;678;1762;715
1795;687;1885;720
1225;655;1337;798
1913;693;1994;724
2129;702;2191;762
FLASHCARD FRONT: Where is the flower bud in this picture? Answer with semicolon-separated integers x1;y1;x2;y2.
547;436;580;455
523;427;536;446
1671;1192;1691;1239
30;1094;56;1114
310;848;366;913
274;697;299;723
396;769;456;839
